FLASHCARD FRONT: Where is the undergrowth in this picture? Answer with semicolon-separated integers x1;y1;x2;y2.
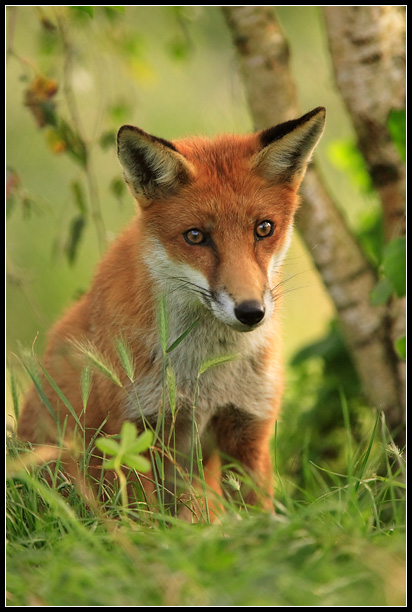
6;305;406;606
6;407;406;606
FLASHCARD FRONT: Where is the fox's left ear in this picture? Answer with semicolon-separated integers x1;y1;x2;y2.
254;107;326;187
117;125;194;206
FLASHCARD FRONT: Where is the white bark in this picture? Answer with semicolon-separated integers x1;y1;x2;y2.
323;6;406;240
222;6;405;434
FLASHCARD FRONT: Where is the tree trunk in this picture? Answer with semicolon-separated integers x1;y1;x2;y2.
323;6;406;241
222;6;405;437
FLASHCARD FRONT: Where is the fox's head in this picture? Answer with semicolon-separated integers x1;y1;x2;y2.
117;107;325;332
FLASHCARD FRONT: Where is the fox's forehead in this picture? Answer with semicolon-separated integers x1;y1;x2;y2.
173;132;258;157
172;133;260;178
137;133;297;227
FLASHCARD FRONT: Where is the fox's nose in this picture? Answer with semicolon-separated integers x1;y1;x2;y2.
234;300;265;326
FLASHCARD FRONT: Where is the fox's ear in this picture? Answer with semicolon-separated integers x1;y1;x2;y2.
254;107;326;187
117;126;193;205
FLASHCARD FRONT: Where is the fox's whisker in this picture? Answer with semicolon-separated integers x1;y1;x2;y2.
270;271;310;301
162;275;213;301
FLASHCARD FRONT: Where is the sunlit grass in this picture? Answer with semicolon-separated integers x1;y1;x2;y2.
6;314;406;605
6;404;406;606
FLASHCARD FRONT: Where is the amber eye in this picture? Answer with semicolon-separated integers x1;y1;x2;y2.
255;220;274;239
183;228;206;245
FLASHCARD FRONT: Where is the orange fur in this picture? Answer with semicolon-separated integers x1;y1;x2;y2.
17;108;325;518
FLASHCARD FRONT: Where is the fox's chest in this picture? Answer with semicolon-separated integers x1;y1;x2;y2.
124;317;280;428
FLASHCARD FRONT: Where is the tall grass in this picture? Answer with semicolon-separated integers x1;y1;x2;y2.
6;306;406;605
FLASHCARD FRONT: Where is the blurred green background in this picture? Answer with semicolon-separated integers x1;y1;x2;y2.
6;6;380;393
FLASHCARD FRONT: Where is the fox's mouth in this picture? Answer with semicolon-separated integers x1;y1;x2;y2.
208;291;271;333
228;319;265;333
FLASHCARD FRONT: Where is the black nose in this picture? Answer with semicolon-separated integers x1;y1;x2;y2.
234;300;265;326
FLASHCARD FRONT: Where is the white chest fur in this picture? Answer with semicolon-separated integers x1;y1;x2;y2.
125;304;280;433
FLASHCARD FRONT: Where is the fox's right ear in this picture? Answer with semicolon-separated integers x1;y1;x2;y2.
254;107;326;188
117;126;193;206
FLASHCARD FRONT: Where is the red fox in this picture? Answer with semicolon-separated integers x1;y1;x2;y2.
17;107;325;516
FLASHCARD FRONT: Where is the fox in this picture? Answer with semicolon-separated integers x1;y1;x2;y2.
17;106;326;518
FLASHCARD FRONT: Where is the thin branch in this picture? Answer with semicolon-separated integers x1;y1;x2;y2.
56;10;107;256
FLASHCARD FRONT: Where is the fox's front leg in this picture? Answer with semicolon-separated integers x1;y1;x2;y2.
212;407;275;511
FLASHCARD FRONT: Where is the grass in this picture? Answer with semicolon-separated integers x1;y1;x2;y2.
6;407;406;606
6;318;406;606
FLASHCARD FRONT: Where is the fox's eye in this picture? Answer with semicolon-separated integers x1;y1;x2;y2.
184;228;206;245
255;220;274;239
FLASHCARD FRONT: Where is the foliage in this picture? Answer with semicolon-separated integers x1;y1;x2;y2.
328;124;406;360
370;237;406;305
95;422;153;512
281;321;363;484
328;140;373;194
6;394;406;606
387;109;406;162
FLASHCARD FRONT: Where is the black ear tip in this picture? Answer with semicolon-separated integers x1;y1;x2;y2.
117;125;179;155
312;106;326;116
117;125;146;142
259;107;326;149
297;106;326;126
310;106;326;123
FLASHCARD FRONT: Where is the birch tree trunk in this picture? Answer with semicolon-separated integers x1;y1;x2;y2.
222;6;405;438
323;6;406;241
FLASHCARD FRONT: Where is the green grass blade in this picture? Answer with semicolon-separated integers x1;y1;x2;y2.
158;295;169;354
80;365;93;412
8;367;20;421
22;362;57;425
38;362;83;430
198;353;237;375
166;318;200;354
72;340;123;387
354;410;380;493
116;336;135;382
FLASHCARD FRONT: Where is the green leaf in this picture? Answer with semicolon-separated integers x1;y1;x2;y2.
370;278;393;306
126;429;153;455
71;180;87;214
57;119;88;167
382;237;406;298
119;421;138;450
70;6;94;18
95;437;121;456
65;214;86;265
104;6;125;15
387;109;406;162
101;456;118;470
122;453;151;473
395;336;406;360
